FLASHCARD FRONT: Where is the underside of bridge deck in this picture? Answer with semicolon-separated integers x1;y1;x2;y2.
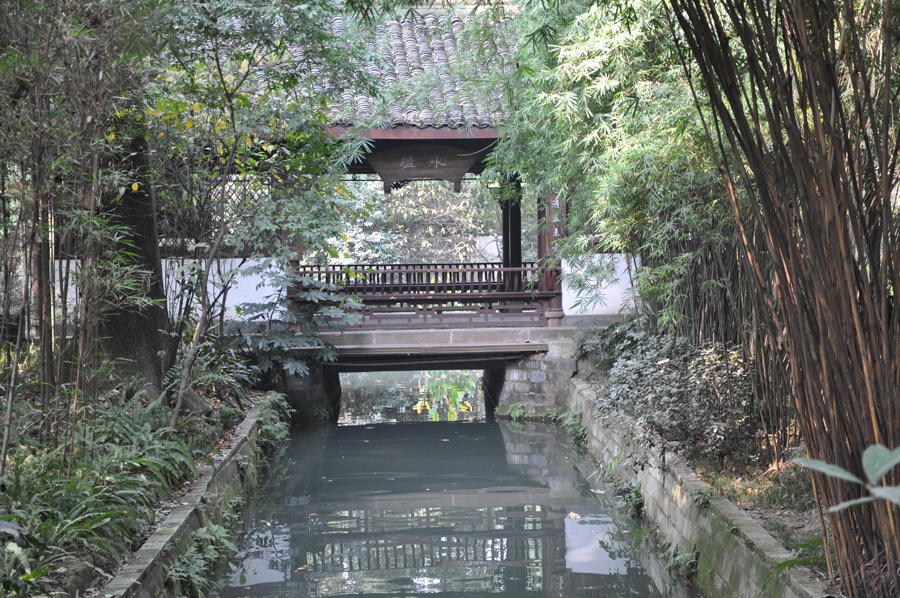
285;327;579;423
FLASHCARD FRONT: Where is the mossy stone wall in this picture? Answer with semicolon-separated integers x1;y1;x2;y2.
567;379;828;598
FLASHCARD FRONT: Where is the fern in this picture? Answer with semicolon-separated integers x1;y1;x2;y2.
167;525;236;598
256;392;293;455
0;400;207;591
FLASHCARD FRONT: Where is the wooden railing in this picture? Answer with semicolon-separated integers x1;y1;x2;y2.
296;262;549;294
290;261;561;329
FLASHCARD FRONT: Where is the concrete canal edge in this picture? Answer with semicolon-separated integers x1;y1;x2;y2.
567;378;830;598
101;401;267;598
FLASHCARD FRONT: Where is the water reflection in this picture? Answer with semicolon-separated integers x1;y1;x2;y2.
339;370;486;425
216;374;697;598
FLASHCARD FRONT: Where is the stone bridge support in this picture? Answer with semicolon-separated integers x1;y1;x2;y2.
494;340;577;417
283;328;578;422
285;364;341;423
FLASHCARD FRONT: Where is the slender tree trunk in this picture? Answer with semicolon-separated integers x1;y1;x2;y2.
98;132;168;395
0;288;28;478
0;213;35;478
169;220;229;429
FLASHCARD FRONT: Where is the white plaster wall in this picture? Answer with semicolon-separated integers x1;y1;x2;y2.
162;258;279;318
50;258;278;319
54;253;634;321
561;253;635;319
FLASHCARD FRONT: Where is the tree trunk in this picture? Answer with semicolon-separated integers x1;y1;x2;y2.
98;132;168;395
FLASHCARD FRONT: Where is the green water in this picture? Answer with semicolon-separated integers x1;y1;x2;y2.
215;371;699;598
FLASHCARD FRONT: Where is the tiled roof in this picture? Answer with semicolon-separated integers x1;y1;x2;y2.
326;13;507;129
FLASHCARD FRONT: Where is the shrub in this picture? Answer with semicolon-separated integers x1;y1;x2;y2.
0;401;199;592
589;322;759;463
167;524;236;598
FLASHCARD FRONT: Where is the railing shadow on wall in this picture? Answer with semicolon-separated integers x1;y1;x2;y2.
288;261;562;329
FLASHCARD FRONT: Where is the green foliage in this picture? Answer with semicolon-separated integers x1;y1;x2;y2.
0;522;48;596
575;319;643;362
760;531;831;592
222;497;246;529
700;462;815;512
794;446;900;511
256;392;293;455
473;0;730;324
167;524;236;598
218;407;241;430
504;402;525;421
0;401;199;592
613;480;643;519
589;323;758;462
230;270;361;385
162;341;257;408
333;180;503;264
149;0;375;415
688;488;713;510
417;371;479;422
663;543;697;576
550;409;588;449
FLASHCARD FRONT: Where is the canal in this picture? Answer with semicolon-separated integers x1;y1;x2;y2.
215;371;699;598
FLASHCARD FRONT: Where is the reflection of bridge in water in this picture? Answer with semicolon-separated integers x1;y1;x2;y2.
302;504;562;593
221;421;683;598
306;502;561;565
291;500;629;598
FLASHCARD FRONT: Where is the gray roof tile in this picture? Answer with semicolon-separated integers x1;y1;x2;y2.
329;13;506;129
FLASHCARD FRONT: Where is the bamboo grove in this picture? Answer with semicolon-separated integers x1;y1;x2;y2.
667;0;900;595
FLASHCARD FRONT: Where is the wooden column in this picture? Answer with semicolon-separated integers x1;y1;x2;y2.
500;178;522;292
540;193;565;326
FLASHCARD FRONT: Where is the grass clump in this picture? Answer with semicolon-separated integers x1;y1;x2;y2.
698;460;815;512
503;402;525;421
550;409;588;450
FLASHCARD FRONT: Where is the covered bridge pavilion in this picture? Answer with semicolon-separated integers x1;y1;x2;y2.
283;12;579;421
288;11;566;331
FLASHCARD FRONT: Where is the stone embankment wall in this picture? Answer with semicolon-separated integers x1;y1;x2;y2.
102;402;266;598
567;378;829;598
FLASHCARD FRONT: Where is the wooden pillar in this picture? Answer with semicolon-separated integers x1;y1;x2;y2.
500;178;522;292
500;178;522;269
540;193;565;326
